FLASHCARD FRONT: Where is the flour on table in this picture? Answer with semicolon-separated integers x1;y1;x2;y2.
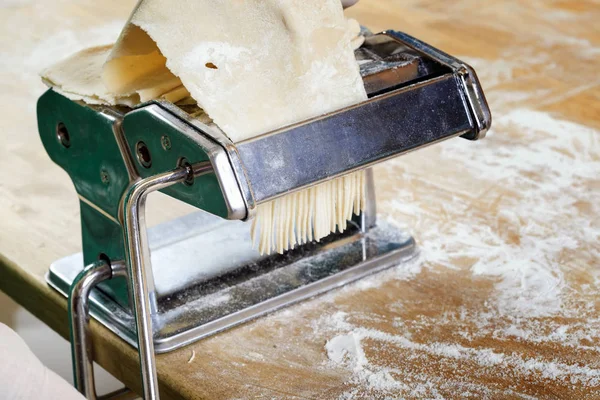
325;332;365;370
317;39;600;396
325;311;600;398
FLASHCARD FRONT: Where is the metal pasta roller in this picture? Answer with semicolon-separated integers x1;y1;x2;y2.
38;31;491;399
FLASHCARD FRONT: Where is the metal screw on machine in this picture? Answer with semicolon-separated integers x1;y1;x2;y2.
56;122;71;148
38;30;491;399
100;169;110;184
160;135;171;151
136;141;152;169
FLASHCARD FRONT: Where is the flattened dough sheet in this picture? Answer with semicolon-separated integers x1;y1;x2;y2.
105;0;367;141
43;0;368;254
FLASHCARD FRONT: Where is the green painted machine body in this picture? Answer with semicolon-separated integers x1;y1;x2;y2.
37;89;130;220
37;89;231;308
122;107;229;218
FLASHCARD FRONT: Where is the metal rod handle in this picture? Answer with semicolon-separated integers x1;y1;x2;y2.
68;259;127;399
122;162;213;400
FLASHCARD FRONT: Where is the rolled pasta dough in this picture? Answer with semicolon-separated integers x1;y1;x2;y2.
44;0;368;254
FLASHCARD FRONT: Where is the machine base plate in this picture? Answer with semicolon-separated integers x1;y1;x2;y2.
47;211;417;353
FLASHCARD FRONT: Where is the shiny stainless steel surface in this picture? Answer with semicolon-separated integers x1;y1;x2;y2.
357;34;426;94
236;75;471;203
362;168;377;231
69;259;127;399
229;31;490;204
383;31;492;139
102;108;139;185
48;210;416;353
69;260;112;399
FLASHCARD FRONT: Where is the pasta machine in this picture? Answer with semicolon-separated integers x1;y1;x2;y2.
38;31;491;399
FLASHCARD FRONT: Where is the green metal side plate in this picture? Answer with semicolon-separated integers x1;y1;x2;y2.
122;106;229;219
37;90;131;220
37;90;233;309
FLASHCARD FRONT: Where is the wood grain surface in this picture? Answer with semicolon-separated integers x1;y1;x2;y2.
0;0;599;399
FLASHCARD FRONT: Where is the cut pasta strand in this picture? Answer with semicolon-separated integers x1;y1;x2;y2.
253;170;365;255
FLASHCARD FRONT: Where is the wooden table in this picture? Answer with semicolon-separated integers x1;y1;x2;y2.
1;1;599;398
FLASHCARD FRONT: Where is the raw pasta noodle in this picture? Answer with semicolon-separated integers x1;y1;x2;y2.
251;171;364;255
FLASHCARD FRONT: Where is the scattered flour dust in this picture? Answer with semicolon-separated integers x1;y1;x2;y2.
325;311;600;397
5;3;599;398
326;332;366;370
321;105;600;397
322;44;600;399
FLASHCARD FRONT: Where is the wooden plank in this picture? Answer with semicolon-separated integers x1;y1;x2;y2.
0;0;598;398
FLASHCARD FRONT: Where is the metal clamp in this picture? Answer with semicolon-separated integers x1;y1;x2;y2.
68;258;130;399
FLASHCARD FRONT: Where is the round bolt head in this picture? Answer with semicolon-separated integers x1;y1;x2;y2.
136;141;152;168
100;169;110;184
161;135;172;150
